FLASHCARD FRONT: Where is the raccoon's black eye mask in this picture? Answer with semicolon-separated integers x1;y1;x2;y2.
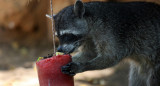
58;34;83;43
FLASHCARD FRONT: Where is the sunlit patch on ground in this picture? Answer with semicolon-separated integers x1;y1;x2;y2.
0;63;128;86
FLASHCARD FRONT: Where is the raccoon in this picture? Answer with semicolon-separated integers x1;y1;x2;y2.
54;0;160;86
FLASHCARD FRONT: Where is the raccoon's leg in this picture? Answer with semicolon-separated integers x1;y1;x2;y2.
61;54;122;75
149;65;160;86
129;63;146;86
149;50;160;86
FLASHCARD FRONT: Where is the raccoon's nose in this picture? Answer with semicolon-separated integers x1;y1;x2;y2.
57;46;63;52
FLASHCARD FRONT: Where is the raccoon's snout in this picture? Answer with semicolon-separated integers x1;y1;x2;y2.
57;46;63;52
57;44;76;54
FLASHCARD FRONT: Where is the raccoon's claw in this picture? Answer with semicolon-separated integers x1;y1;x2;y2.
61;66;75;76
61;62;80;76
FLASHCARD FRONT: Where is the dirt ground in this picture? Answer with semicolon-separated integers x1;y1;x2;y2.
0;44;129;86
0;63;129;86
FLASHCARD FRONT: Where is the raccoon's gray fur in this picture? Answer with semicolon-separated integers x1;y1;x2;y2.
54;0;160;86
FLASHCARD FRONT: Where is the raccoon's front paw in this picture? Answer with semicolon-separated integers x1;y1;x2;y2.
61;62;81;76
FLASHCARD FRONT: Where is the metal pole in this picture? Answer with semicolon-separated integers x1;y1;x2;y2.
50;0;56;55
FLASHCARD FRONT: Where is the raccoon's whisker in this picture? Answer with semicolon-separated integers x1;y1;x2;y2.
73;38;85;46
76;37;86;43
63;38;86;54
64;39;84;54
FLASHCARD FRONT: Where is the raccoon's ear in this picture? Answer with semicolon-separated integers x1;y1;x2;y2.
74;0;85;18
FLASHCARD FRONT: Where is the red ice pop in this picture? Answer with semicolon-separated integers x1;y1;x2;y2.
36;54;74;86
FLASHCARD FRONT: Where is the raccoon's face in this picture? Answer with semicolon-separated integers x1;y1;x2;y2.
54;1;88;54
